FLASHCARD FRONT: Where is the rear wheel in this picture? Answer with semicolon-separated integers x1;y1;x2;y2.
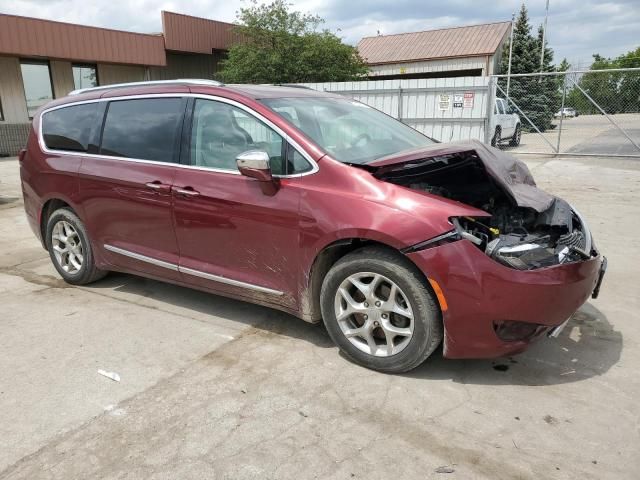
46;208;107;285
509;124;521;146
491;126;501;147
320;247;442;373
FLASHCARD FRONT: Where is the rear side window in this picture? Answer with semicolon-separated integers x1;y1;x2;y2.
100;98;185;163
42;103;100;152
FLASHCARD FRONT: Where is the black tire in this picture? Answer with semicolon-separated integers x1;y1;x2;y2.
45;207;107;285
509;124;521;146
320;246;443;373
491;126;501;147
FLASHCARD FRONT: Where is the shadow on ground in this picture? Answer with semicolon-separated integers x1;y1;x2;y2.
408;302;622;386
90;273;621;387
90;272;335;349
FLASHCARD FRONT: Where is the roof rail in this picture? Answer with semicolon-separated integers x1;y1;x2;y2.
68;79;224;96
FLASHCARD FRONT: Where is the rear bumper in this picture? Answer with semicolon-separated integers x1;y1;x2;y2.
407;240;604;359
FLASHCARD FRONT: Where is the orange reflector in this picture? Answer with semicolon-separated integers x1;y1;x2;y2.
428;278;448;312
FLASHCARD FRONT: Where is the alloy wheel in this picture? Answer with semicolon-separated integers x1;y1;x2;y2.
334;272;414;357
51;220;84;274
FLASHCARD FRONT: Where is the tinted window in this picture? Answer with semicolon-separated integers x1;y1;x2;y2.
191;99;285;173
100;98;184;163
42;103;100;152
21;62;54;119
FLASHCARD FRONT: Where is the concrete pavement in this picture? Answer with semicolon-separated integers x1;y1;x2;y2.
0;155;639;479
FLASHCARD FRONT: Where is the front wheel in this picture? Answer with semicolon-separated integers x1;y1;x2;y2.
491;127;501;147
320;247;442;373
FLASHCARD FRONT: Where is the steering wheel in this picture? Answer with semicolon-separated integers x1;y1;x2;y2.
351;133;372;148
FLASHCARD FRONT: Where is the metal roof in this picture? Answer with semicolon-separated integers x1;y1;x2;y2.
161;11;239;54
357;22;511;65
0;13;166;66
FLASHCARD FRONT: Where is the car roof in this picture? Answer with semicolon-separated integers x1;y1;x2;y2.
41;80;343;113
224;84;340;99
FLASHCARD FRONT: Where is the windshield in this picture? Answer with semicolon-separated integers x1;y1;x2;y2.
260;96;435;164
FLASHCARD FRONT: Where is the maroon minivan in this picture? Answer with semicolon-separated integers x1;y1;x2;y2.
19;80;606;373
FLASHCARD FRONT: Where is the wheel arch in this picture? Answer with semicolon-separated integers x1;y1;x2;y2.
299;237;437;323
39;197;74;248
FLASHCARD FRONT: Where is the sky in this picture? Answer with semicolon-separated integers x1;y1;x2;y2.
2;0;638;69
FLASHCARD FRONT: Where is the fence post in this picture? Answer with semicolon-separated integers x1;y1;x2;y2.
485;77;496;144
556;73;567;154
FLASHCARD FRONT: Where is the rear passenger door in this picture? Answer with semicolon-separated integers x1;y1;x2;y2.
77;96;187;280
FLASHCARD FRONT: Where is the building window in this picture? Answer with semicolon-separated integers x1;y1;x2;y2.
72;64;98;90
20;61;54;119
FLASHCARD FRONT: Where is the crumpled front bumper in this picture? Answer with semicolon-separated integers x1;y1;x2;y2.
407;239;604;359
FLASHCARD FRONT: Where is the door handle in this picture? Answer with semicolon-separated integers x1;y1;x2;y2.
174;187;200;197
145;181;171;193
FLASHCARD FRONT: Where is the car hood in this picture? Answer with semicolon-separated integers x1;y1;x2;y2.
366;140;554;213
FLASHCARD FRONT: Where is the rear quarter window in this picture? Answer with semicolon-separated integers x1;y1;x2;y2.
42;103;101;152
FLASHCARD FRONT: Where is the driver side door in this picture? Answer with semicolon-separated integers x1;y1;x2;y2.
171;97;305;306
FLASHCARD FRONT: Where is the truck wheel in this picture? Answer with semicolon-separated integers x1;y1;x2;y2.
509;124;521;146
320;247;442;373
491;127;501;147
46;208;107;285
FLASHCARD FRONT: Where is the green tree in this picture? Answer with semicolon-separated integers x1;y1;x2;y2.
557;58;570;72
218;0;368;84
498;4;559;132
567;47;640;114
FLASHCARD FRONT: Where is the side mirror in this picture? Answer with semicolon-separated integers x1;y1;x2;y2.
236;150;279;195
236;150;272;181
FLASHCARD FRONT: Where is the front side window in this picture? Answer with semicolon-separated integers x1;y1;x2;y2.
99;98;185;163
42;103;101;152
20;61;54;119
262;97;434;165
72;64;98;90
191;99;287;173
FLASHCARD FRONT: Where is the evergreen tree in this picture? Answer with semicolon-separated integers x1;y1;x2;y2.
498;4;559;132
534;24;561;130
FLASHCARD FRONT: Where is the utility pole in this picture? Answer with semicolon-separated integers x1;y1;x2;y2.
540;0;550;72
506;12;515;98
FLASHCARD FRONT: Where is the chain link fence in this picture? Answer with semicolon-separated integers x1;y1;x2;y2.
489;68;640;157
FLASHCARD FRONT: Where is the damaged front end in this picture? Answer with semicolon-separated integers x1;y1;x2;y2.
451;200;593;271
370;141;597;271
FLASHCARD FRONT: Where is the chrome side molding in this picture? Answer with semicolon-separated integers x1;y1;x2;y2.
104;244;178;271
104;244;284;296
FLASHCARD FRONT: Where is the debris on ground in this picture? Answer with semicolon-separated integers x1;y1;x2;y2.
97;370;121;382
435;465;455;474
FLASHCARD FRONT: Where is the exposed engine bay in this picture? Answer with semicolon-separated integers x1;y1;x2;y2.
373;149;594;270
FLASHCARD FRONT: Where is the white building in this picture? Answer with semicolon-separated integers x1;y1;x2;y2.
358;22;511;80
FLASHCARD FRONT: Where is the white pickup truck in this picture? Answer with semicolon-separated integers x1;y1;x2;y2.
490;98;521;147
